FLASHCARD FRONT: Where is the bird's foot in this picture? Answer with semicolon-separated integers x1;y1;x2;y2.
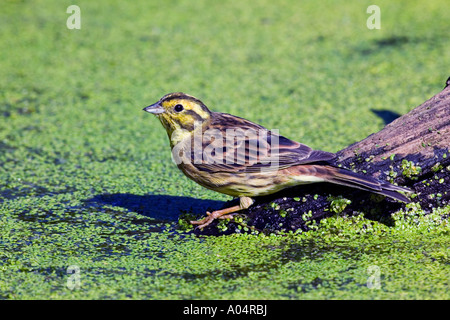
190;211;237;229
190;206;241;229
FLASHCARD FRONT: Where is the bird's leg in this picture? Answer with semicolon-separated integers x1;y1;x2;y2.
190;205;241;229
190;196;254;229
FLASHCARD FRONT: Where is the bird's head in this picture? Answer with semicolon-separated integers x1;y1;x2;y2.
144;93;212;138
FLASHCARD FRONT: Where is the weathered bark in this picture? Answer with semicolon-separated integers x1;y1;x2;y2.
199;78;450;235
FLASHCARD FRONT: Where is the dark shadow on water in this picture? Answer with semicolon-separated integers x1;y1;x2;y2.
371;109;402;125
375;36;411;47
84;193;226;222
358;35;420;55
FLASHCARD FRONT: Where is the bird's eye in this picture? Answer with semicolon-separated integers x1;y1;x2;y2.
174;104;184;112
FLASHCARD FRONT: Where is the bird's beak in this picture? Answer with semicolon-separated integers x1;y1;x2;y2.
143;102;165;114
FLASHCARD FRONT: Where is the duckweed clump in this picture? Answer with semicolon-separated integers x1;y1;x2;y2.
401;159;422;179
327;196;352;214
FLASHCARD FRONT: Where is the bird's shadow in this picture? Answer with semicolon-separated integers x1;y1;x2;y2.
371;109;402;125
84;193;226;222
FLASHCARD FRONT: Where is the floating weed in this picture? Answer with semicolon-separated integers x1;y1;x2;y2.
401;159;422;179
327;195;352;214
270;202;280;210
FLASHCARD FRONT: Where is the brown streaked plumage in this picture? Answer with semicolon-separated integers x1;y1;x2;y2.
144;92;412;228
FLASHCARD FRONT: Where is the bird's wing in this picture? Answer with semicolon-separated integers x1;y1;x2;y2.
190;113;335;173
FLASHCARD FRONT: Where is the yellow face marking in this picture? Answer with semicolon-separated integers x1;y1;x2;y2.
162;99;210;120
156;98;211;147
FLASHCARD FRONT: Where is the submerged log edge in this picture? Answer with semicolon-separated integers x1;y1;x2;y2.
198;78;450;235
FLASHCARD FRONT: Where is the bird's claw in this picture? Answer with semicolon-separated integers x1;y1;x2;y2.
190;211;236;229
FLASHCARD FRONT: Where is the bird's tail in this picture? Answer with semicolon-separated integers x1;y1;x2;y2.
320;165;412;203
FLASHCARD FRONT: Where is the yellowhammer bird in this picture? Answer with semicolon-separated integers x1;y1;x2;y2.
143;92;411;229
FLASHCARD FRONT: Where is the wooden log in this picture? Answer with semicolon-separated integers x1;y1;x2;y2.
199;78;450;235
